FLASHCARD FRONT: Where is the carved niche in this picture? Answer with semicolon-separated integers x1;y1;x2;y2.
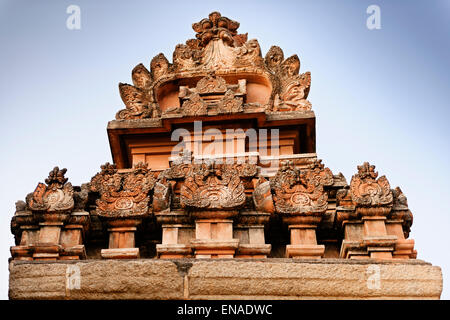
349;162;393;216
90;162;157;218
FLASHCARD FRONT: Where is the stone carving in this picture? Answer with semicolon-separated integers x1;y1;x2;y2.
114;11;316;119
335;187;357;225
196;72;227;94
90;162;156;218
270;161;328;214
265;46;285;72
132;63;152;90
73;183;89;212
166;73;245;116
173;40;203;71
152;178;172;213
390;187;413;237
27;167;74;212
349;162;393;216
307;160;334;187
180;92;208;116
150;53;170;80
192;11;240;47
253;177;275;214
217;90;244;114
116;63;161;120
161;150;194;179
180;163;255;210
265;46;312;111
171;12;262;72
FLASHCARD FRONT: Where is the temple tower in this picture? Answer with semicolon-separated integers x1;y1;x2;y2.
8;12;442;300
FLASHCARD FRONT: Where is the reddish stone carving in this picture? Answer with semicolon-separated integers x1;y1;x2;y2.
390;186;413;237
252;177;275;214
152;177;172;213
350;162;393;216
9;11;423;266
166;73;245;116
180;163;250;210
270;160;332;258
90;162;156;218
11;168;89;261
196;73;227;94
271;161;329;217
27;167;74;213
266;46;312;111
192;11;240;47
150;53;170;80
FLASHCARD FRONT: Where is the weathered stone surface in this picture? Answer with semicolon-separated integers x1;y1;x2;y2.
9;259;442;300
9;260;184;300
187;259;442;299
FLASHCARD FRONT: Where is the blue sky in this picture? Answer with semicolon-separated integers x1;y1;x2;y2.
0;0;449;299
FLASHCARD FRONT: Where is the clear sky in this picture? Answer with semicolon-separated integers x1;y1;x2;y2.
0;0;449;299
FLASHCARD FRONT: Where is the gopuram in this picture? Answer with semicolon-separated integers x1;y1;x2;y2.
9;12;442;299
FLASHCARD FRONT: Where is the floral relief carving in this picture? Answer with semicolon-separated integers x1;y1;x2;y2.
349;162;393;216
27;167;74;213
180;163;256;210
90;162;156;218
180;92;208;116
270;161;329;214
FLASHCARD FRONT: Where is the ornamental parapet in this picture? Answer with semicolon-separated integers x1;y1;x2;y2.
11;160;416;261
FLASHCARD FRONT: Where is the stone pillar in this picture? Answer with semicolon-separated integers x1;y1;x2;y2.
33;221;65;260
60;211;89;260
156;211;194;258
271;161;332;259
234;224;271;258
101;220;140;259
386;220;416;259
347;162;399;260
339;220;368;259
10;206;39;261
286;223;324;259
386;187;417;259
361;216;396;259
90;162;156;260
190;216;239;258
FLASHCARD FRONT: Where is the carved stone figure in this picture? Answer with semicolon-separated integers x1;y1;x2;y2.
90;162;156;218
350;162;393;216
180;163;248;210
27;167;74;213
270;161;329;217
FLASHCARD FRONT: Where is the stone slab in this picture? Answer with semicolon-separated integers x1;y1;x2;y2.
9;258;442;300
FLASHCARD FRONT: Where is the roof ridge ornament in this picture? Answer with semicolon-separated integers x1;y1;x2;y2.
192;11;241;47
